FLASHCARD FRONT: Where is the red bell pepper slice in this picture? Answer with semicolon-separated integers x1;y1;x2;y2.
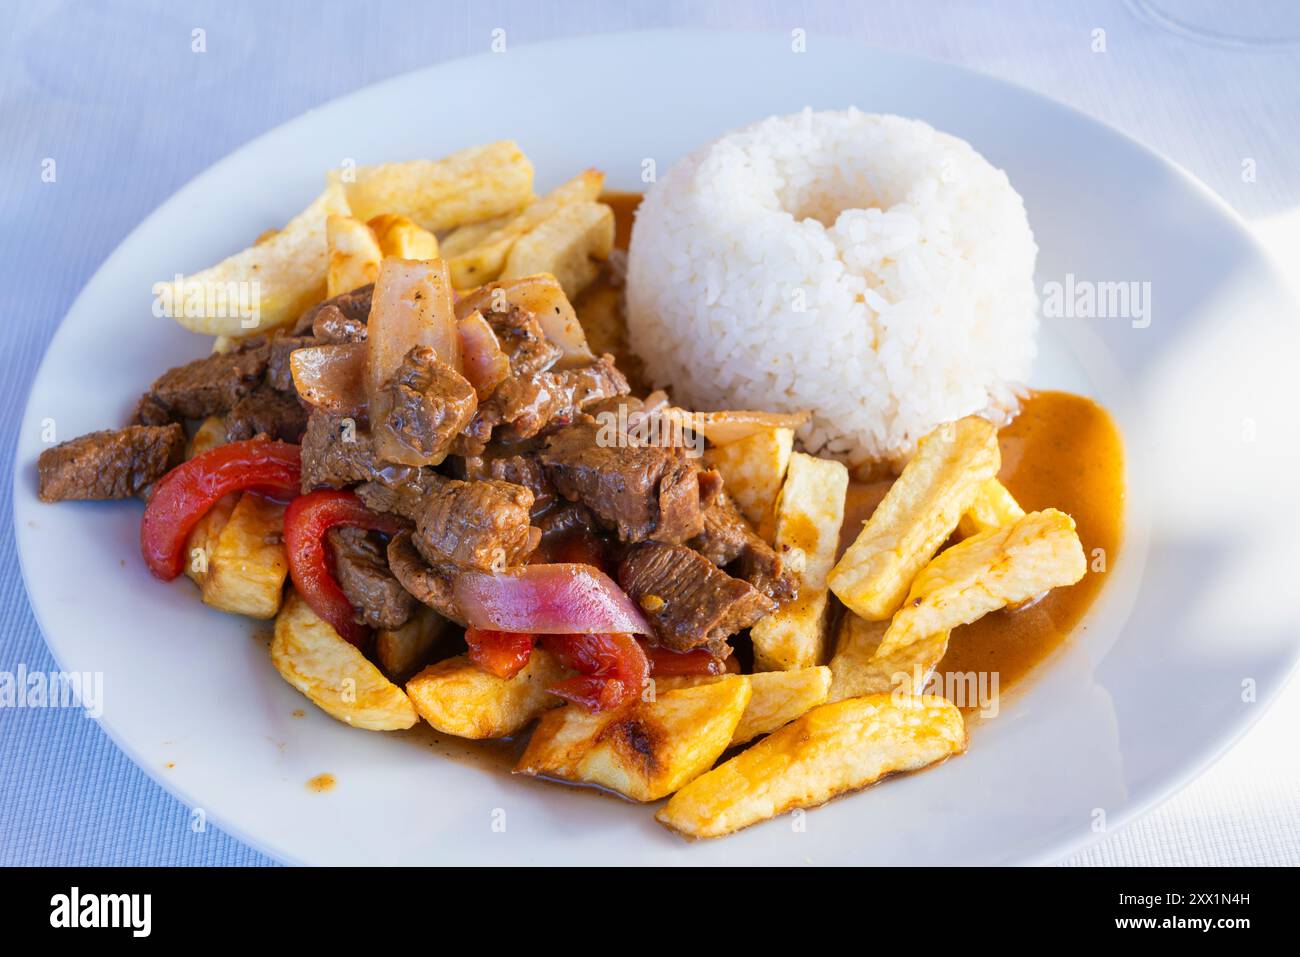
541;632;650;712
141;439;301;581
640;641;729;677
283;490;409;647
465;628;535;679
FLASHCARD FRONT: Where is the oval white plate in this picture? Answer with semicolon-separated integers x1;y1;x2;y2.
14;31;1300;865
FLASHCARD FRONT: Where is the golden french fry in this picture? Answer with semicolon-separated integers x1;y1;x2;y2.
367;213;439;260
958;478;1026;538
339;141;534;232
751;452;848;671
183;492;238;589
500;200;614;299
271;590;417;731
879;508;1086;657
447;169;604;289
515;676;751;802
375;606;448;681
201;492;289;619
703;426;794;538
827;614;950;701
829;416;1000;621
158;181;350;336
326;214;383;297
656;667;832;746
186;414;227;459
657;694;966;839
438;211;520;259
405;650;568;739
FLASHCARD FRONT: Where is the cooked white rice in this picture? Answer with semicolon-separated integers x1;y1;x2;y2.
625;108;1038;468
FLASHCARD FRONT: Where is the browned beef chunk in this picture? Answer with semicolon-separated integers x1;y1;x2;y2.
266;335;316;392
225;387;308;443
355;469;443;521
326;526;415;630
414;478;539;572
371;346;477;465
299;409;416;492
483;303;563;377
387;531;466;626
691;491;797;605
540;418;715;544
617;542;775;654
134;337;270;423
38;424;185;502
533;501;599;538
464;452;556;517
292;284;373;340
490;355;630;442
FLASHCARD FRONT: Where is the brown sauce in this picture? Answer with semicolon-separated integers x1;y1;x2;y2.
937;391;1124;695
601;190;642;251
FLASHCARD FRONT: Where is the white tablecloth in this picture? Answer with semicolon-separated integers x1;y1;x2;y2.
1;0;1296;866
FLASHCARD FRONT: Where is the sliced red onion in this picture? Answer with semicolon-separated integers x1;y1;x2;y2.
453;563;652;636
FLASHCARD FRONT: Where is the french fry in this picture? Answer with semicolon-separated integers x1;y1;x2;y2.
515;676;751;802
405;649;569;739
447;169;604;289
703;427;794;538
157;181;350;336
878;509;1086;657
325;214;383;297
367;213;439;260
375;606;448;681
827;613;950;701
186;414;227;459
438;211;520;259
499;200;614;299
183;492;238;589
271;590;417;731
338;141;534;232
656;694;966;839
829;416;1000;621
201;492;289;619
958;478;1026;538
750;452;848;671
656;666;832;746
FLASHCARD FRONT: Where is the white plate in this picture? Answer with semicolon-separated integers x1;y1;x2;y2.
14;31;1300;866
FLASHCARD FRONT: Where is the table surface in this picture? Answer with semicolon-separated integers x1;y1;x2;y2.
3;0;1298;867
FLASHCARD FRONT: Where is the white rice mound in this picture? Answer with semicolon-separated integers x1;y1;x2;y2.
625;108;1039;468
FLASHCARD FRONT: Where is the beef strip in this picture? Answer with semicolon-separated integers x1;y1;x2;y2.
617;542;776;655
386;531;466;626
690;491;797;605
326;526;415;630
483;303;563;377
371;346;477;464
464;452;556;517
539;417;717;544
413;478;539;572
355;469;444;521
225;387;308;443
490;354;630;442
299;409;420;492
292;284;373;340
266;335;316;392
38;424;185;502
134;337;270;423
